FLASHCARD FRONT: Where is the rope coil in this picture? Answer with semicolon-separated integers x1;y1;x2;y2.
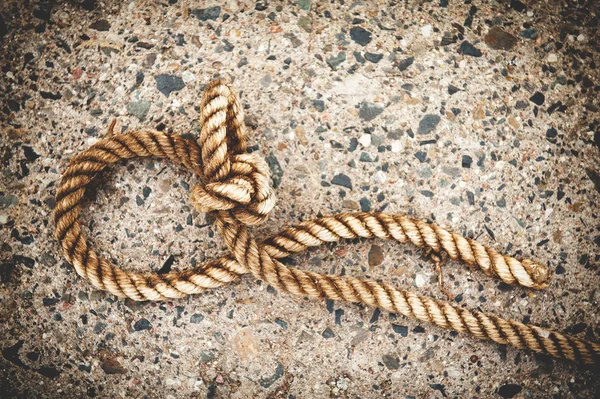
53;79;599;366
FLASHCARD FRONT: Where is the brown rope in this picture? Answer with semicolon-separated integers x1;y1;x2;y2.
53;79;600;366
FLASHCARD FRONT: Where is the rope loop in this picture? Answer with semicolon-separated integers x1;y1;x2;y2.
52;79;600;366
190;78;275;225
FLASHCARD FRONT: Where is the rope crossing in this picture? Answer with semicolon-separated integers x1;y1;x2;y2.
54;79;600;366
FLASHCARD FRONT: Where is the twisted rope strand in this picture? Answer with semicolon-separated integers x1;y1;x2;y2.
53;79;599;366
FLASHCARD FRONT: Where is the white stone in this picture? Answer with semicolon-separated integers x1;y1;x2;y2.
358;134;371;147
415;274;426;287
577;34;585;41
372;170;387;183
547;53;557;63
391;140;401;152
182;71;196;83
0;214;7;224
421;24;432;37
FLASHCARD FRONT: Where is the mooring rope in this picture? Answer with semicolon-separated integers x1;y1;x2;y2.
53;79;599;365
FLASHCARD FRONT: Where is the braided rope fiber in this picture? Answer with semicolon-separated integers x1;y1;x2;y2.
53;79;600;366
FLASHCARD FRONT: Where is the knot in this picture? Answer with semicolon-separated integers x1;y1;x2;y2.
189;78;275;225
190;153;275;225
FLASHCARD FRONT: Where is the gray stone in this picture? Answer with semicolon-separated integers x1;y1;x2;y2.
155;74;185;97
382;354;400;370
260;363;284;388
417;114;441;135
192;6;221;21
127;100;151;121
266;151;283;188
0;194;18;209
358;102;384;121
397;56;414;71
326;52;346;70
349;26;372;46
364;52;383;63
459;41;482;57
133;318;152;331
331;174;352;190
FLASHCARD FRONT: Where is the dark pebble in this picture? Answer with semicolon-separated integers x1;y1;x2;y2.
312;99;325;112
459;41;482;57
415;151;427;162
331;173;352;190
515;100;528;109
334;309;344;326
358;102;384;121
155;74;185;97
192;6;221;21
158;255;174;274
586;168;600;194
397;56;414;72
101;357;126;374
529;92;545;106
142;186;152;198
359;197;371;212
135;70;144;86
222;39;234;52
135;195;144;206
89;20;110;31
43;298;60;306
0;14;7;39
259;364;284;388
462;155;472;168
255;2;268;11
429;384;447;397
349;26;372;46
370;308;381;324
266;151;283;188
24;146;39;162
364;52;383;63
85;126;98;136
413;326;425;333
322;327;335;338
382;354;400;370
33;3;52;21
510;0;526;12
134;318;152;331
94;322;107;334
37;366;61;379
392;324;408;337
484;26;518;51
555;265;566;275
417;114;440;135
190;314;204;323
326;52;346;70
274;318;288;329
498;383;522;398
448;85;460;95
565;322;587;335
40;91;62;100
519;28;538;40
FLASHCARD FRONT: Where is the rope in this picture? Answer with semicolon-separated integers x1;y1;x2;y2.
53;79;600;366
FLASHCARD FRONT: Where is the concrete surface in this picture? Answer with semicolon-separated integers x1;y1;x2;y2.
1;0;600;397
